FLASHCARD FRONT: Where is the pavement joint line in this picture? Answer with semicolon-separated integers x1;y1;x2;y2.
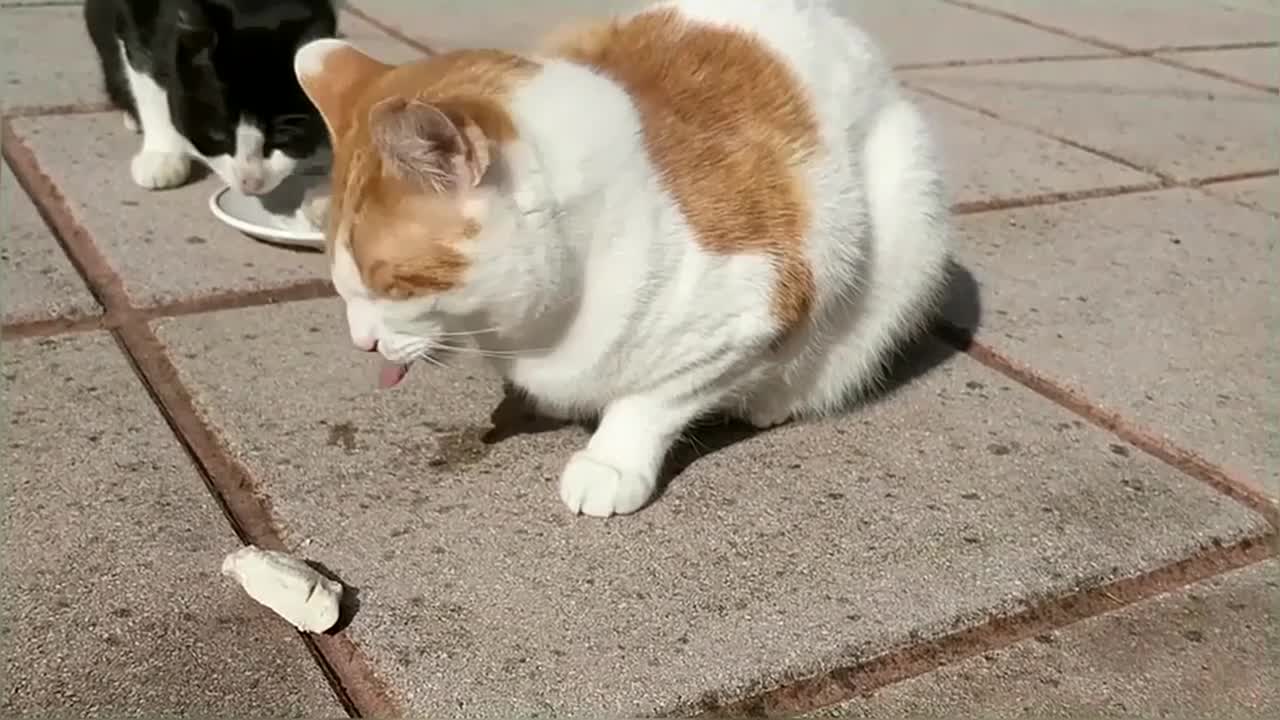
0;0;83;8
687;533;1275;718
906;82;1280;211
1;312;108;340
344;2;436;55
934;322;1280;527
2;115;395;720
949;179;1169;215
903;82;1178;184
940;0;1280;95
3;103;116;120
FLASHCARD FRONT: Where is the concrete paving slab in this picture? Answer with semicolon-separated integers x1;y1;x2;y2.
352;0;1099;63
966;0;1280;48
351;0;644;51
0;4;107;112
1158;47;1280;90
905;58;1280;182
338;10;431;64
0;332;343;718
1;162;100;325
8;113;328;308
1203;174;1280;215
947;189;1280;498
154;299;1269;718
812;559;1280;719
910;92;1153;207
836;0;1103;66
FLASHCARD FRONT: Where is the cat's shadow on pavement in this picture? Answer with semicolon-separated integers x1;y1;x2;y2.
482;261;981;503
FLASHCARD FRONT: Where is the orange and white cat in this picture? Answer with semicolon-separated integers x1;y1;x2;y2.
294;0;951;517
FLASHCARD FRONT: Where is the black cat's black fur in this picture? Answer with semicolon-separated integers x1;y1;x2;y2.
84;0;337;193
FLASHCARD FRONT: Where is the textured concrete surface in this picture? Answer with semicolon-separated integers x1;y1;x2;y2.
910;92;1154;206
1;5;107;112
1204;174;1280;215
967;0;1280;47
948;189;1280;498
8;113;329;308
838;0;1102;66
0;333;343;718
154;299;1269;718
351;0;1102;62
1;162;101;325
338;10;431;64
813;559;1280;719
1159;47;1280;90
905;58;1280;182
350;0;643;51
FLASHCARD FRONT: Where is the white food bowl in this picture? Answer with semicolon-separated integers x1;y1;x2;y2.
209;170;328;250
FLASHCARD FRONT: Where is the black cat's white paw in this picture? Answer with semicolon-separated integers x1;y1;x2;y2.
130;149;190;190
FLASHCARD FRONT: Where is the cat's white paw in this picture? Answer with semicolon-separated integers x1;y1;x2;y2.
559;451;655;517
130;149;191;190
300;187;331;230
122;112;140;133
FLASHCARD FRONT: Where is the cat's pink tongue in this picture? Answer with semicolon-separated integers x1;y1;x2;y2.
378;361;409;389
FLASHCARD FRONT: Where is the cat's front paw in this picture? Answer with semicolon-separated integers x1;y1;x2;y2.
559;451;655;518
130;149;191;190
299;186;331;230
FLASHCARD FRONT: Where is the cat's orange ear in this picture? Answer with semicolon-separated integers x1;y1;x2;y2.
367;97;490;192
294;39;392;141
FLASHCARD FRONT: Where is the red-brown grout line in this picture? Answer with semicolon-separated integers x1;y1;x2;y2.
1;312;108;340
1188;168;1280;187
3;119;132;310
3;115;400;720
1148;54;1280;95
903;83;1178;184
894;51;1120;72
893;39;1280;72
344;2;435;55
934;323;1279;527
135;278;338;322
3;102;115;119
1141;40;1279;54
949;179;1168;215
688;534;1274;718
114;318;403;719
940;0;1280;96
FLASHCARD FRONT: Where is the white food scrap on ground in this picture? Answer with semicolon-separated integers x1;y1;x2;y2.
221;545;344;634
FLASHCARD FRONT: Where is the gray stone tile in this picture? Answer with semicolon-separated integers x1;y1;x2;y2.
812;559;1280;719
1;161;101;325
351;0;1098;62
8;113;328;308
338;9;430;63
836;0;1102;66
154;299;1269;718
1203;175;1280;215
905;58;1280;182
0;332;344;718
0;4;107;112
351;0;644;51
1159;47;1280;89
947;189;1280;497
967;0;1280;48
910;92;1154;207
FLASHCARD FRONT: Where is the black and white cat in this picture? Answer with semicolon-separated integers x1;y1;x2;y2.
85;0;338;194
